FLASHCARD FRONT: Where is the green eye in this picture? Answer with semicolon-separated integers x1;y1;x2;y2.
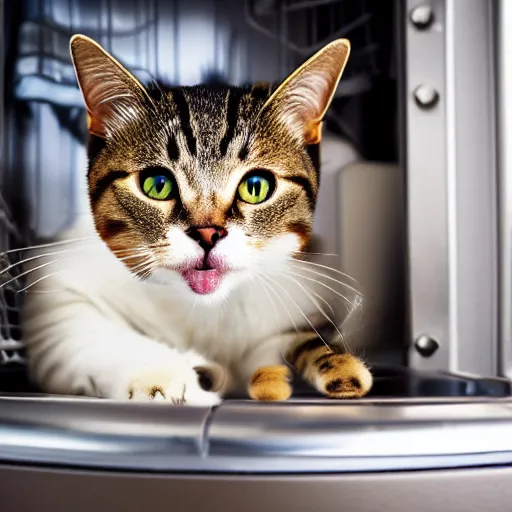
140;171;174;201
238;174;273;204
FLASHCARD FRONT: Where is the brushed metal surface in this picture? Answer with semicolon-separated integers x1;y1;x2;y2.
1;397;512;473
497;0;512;379
0;396;211;470
406;0;498;375
3;465;512;512
207;400;512;471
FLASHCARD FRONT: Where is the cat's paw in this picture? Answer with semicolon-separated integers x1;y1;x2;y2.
248;365;292;401
313;353;372;398
118;363;226;406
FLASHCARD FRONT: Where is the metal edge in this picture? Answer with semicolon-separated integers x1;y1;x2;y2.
4;464;512;512
449;0;498;377
406;0;450;371
396;0;411;367
497;0;512;378
0;398;511;473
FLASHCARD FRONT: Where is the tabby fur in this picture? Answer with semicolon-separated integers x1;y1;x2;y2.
21;35;372;404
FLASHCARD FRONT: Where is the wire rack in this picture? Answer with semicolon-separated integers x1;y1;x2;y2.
0;192;25;367
1;1;25;367
12;0;379;104
246;0;378;92
0;0;382;368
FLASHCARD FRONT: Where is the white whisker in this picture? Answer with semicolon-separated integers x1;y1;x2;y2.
293;278;336;317
111;242;169;255
0;249;79;277
3;248;154;291
290;262;363;297
2;246;106;276
293;251;338;257
287;270;357;309
17;270;65;293
117;251;153;263
254;274;280;330
0;236;94;257
262;274;331;352
0;259;65;289
130;254;156;280
130;260;152;274
291;258;361;286
283;273;351;354
0;244;157;278
257;274;300;336
24;256;154;294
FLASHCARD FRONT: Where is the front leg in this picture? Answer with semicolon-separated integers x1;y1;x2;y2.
118;351;228;405
287;333;372;398
242;333;298;401
243;332;372;401
23;296;228;406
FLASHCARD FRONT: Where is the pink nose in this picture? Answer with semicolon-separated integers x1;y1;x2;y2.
188;226;228;249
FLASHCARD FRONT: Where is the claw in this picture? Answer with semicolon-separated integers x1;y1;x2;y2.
152;390;165;401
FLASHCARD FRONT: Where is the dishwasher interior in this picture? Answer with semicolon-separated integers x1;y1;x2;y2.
0;0;504;398
0;3;510;510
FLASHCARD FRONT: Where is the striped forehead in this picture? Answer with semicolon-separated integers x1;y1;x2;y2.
160;85;269;195
170;88;268;156
184;88;231;155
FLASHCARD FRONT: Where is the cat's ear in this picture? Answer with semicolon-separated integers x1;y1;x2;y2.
70;34;154;138
261;38;350;145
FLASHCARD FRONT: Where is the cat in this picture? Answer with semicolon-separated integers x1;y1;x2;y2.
20;34;372;405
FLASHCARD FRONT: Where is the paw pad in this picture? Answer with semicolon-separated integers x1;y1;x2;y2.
315;354;372;398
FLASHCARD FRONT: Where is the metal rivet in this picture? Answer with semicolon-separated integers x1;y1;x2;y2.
410;5;434;30
413;85;439;109
414;335;439;357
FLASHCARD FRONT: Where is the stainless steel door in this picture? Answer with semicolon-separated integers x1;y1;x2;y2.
406;0;498;376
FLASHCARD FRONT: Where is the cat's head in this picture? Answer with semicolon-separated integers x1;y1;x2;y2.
70;35;350;299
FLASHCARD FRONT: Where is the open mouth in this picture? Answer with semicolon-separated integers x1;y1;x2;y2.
181;264;224;295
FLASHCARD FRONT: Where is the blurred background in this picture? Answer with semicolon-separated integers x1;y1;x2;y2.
0;0;503;383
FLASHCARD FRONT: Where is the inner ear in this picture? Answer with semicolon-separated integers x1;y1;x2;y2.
260;38;351;145
70;34;154;139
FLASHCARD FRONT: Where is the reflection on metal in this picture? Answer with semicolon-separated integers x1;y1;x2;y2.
0;397;512;472
410;4;434;30
413;84;439;109
414;335;439;357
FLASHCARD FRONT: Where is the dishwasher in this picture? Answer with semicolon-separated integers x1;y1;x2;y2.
1;1;511;511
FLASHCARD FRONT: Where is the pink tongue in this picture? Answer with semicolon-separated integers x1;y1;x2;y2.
182;269;222;295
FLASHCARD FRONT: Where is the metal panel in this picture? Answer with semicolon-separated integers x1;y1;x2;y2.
1;397;512;473
497;1;512;379
406;0;498;375
0;397;212;470
4;465;512;512
450;0;498;375
207;400;512;472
